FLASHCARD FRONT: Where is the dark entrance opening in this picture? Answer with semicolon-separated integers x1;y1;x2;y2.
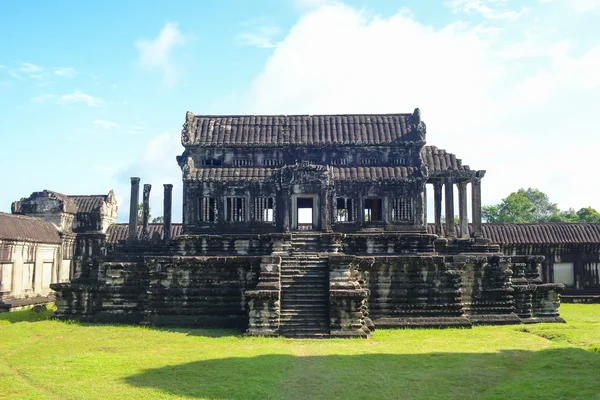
297;197;314;230
364;198;383;222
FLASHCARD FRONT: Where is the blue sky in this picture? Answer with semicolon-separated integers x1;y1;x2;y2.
1;0;599;222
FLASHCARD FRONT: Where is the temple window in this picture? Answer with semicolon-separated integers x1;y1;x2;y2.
361;158;378;165
336;198;354;222
226;197;247;222
391;157;406;165
263;159;282;166
233;159;253;167
0;263;13;292
254;197;275;222
199;197;217;222
200;158;222;166
553;262;574;287
364;198;383;222
391;197;413;222
331;158;348;165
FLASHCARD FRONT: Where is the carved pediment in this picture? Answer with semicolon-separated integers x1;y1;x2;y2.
276;162;331;185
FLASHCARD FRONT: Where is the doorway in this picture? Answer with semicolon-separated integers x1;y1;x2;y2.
292;194;319;230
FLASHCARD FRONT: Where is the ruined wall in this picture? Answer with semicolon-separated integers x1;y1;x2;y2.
342;233;436;254
502;243;600;294
354;254;563;328
53;255;261;328
0;239;63;309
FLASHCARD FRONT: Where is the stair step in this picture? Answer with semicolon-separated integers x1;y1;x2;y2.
280;277;328;282
280;311;328;316
280;320;329;325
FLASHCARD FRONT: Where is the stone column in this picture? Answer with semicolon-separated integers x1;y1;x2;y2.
163;184;173;242
321;187;332;232
433;181;442;236
128;177;140;240
142;184;151;240
444;178;455;238
282;188;290;232
458;180;469;238
420;183;427;227
471;171;485;238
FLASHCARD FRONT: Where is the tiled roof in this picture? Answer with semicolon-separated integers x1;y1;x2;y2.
191;167;274;181
106;223;183;243
189;166;420;181
69;195;108;213
0;212;61;244
331;166;419;181
427;223;600;245
423;146;470;173
183;112;422;147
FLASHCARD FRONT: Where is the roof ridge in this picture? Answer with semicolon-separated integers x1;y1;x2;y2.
192;113;413;118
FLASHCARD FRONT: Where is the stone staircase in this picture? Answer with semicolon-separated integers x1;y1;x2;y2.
279;234;330;338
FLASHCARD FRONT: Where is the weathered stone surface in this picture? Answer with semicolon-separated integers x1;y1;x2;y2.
46;110;563;337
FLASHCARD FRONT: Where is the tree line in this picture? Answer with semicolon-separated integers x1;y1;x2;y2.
483;188;600;223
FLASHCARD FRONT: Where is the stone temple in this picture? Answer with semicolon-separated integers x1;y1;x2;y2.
47;109;564;337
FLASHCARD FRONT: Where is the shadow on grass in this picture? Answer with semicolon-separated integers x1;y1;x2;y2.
0;307;241;337
0;307;55;323
124;349;600;400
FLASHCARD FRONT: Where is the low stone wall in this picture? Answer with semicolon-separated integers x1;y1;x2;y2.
52;255;261;328
341;233;436;254
358;255;470;328
51;233;565;335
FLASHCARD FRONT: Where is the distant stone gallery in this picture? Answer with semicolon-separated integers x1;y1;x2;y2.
2;110;597;335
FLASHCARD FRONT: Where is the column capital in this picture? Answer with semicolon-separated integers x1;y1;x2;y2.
131;176;140;184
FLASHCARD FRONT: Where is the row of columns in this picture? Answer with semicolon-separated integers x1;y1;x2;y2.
431;171;484;239
128;177;173;243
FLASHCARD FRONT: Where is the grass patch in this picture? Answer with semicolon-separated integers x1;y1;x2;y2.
0;304;599;399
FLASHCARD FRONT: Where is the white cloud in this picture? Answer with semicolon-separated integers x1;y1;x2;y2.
447;0;529;19
20;62;43;74
237;26;281;48
294;0;335;10
31;90;104;107
93;119;119;129
240;3;600;212
572;0;600;11
54;67;77;78
58;90;104;107
135;22;186;87
30;94;56;104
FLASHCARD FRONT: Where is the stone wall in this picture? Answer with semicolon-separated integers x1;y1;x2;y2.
53;255;261;328
0;239;64;310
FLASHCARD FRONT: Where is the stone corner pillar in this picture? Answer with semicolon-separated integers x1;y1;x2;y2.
128;177;141;240
433;180;443;236
444;177;455;238
321;186;332;233
142;184;152;240
458;180;469;238
163;184;173;242
471;171;485;238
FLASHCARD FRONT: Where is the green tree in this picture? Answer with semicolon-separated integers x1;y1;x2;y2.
483;188;600;223
152;216;164;223
576;207;600;222
547;208;579;222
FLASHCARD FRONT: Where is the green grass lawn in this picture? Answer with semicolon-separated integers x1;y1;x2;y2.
1;305;599;400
